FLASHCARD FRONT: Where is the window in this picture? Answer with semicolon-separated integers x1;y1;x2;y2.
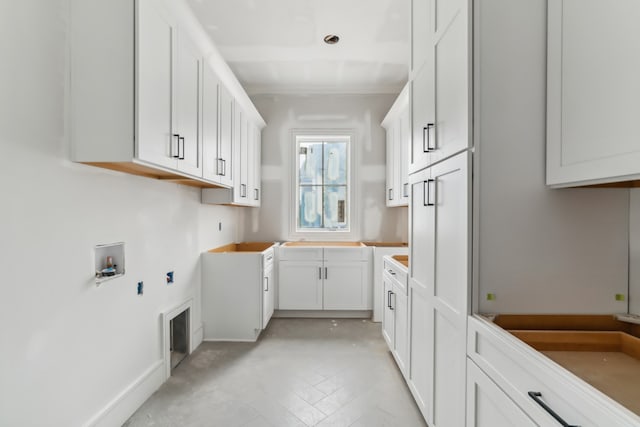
295;134;351;232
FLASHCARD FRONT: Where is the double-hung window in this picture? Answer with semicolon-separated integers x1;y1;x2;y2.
295;134;351;232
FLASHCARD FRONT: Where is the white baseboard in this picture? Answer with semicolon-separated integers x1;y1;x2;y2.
85;360;164;427
273;310;372;318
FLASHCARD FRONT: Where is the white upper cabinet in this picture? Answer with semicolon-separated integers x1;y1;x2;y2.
383;84;410;207
218;84;235;187
201;65;219;182
174;31;202;177
69;0;263;189
547;0;640;187
136;0;176;170
410;0;470;173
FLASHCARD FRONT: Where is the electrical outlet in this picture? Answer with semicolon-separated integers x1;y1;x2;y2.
137;281;143;296
166;271;174;284
615;293;626;301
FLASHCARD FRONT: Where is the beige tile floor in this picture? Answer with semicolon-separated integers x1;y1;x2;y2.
124;318;427;427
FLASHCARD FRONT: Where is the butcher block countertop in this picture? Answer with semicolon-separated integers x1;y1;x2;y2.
493;314;640;416
208;242;275;253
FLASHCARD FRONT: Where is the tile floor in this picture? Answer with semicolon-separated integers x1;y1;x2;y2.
124;318;427;427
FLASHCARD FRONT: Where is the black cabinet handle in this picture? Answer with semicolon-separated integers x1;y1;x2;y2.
423;179;435;206
241;184;247;198
222;159;226;176
324;267;328;280
528;392;579;427
388;188;393;201
390;292;395;311
403;183;409;198
387;290;392;308
264;276;269;292
254;188;259;201
319;267;322;280
172;134;180;158
178;136;185;160
423;123;435;153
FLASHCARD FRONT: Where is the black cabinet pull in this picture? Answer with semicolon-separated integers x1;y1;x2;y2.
388;188;393;201
241;184;247;198
528;392;579;427
254;188;259;201
423;123;435;153
172;134;180;158
324;267;328;280
319;267;322;280
390;292;395;311
178;136;185;160
222;159;226;176
387;290;392;308
403;183;409;198
423;179;435;206
264;276;269;292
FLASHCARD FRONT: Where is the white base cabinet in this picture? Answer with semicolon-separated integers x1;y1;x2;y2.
466;358;536;427
382;256;409;376
468;315;640;427
278;246;370;311
201;244;276;341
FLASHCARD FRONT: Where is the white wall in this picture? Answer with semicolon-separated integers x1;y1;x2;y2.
0;2;240;425
243;94;409;243
475;0;630;314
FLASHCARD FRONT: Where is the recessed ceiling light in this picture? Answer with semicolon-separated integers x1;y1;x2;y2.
323;34;340;45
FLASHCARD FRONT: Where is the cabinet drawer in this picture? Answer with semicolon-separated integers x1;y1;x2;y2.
468;316;639;427
262;248;275;268
383;259;408;292
278;247;323;261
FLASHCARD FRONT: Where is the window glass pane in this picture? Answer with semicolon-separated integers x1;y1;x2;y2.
324;186;347;229
299;186;323;229
299;142;323;186
323;142;347;185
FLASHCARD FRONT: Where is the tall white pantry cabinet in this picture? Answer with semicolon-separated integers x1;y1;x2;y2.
406;0;630;426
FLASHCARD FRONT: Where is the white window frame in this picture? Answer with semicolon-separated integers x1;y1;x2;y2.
289;129;359;241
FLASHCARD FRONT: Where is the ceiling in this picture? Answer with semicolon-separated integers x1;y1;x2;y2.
186;0;409;95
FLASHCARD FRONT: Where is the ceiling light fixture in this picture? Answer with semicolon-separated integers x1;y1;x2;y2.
323;34;340;45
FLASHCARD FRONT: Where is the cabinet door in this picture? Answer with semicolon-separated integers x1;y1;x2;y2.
386;123;396;206
408;280;433;421
431;0;470;166
262;264;274;329
393;283;409;375
174;31;201;176
278;261;323;310
399;108;410;203
411;0;431;74
323;261;368;310
234;108;250;203
250;123;262;206
201;64;219;182
382;275;395;349
547;0;640;186
466;359;536;427
136;0;176;169
410;62;435;173
218;84;234;187
430;152;470;427
409;167;434;290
